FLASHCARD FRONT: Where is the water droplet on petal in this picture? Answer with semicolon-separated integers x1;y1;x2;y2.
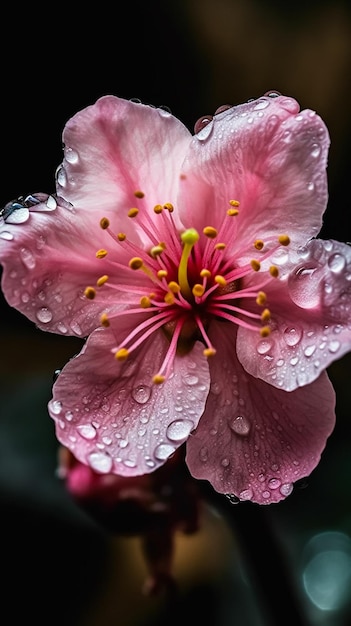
195;117;214;140
280;482;293;496
239;488;253;501
166;419;194;442
5;207;30;224
229;415;251;436
328;253;345;273
257;339;273;354
158;105;172;117
288;264;321;308
88;451;113;473
268;477;281;489
36;307;53;323
65;147;79;163
328;340;340;354
253;99;270;110
132;384;151;404
77;424;97;440
56;165;68;187
284;326;303;347
0;231;14;240
311;143;321;158
199;446;208;462
304;344;316;357
20;247;36;269
49;399;62;415
154;443;176;461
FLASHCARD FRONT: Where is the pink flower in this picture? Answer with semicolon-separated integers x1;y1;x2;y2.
1;93;349;504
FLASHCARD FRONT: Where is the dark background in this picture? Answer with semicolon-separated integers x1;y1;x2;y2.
1;1;351;625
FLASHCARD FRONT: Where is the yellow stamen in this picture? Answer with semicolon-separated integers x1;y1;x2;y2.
203;226;218;238
260;326;271;337
96;275;109;287
100;217;110;229
164;292;175;305
153;374;165;384
178;228;199;298
229;199;240;207
134;190;144;198
254;239;264;250
140;296;152;308
115;348;129;361
153;204;163;214
129;257;144;270
128;208;139;218
150;244;165;258
200;269;211;278
256;291;267;306
251;259;261;272
193;284;205;297
101;313;110;327
84;286;96;299
168;281;181;293
163;203;174;212
278;234;290;246
261;308;271;322
215;242;226;250
270;265;279;277
214;275;227;286
227;208;239;216
203;347;216;357
96;248;108;258
157;269;168;279
118;233;126;241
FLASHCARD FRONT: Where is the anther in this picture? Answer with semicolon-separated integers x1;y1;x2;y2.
140;296;152;308
215;243;226;250
153;204;163;214
164;292;175;304
115;348;129;361
153;374;165;384
101;313;110;327
150;244;165;258
134;190;145;198
256;291;267;306
229;200;240;207
192;284;205;297
278;234;290;246
163;203;174;212
261;308;271;322
84;286;96;299
254;239;264;250
97;275;109;286
203;226;218;238
269;265;279;277
260;326;271;337
168;281;181;293
96;248;108;258
214;275;227;286
200;269;211;278
100;217;110;229
129;257;144;270
227;208;239;216
157;269;168;279
251;259;261;271
128;208;139;218
203;347;216;357
118;233;126;241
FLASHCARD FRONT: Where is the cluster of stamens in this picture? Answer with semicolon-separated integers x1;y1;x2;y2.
84;190;290;384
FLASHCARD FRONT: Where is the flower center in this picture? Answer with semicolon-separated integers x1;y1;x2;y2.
84;191;290;384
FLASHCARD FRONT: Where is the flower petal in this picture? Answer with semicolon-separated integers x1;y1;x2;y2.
49;328;210;476
0;194;139;336
186;324;336;504
178;94;329;250
237;238;351;391
57;95;192;236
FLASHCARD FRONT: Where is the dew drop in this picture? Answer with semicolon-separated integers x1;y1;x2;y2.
154;443;176;461
65;147;79;164
253;99;270;110
36;307;53;323
0;231;14;240
226;494;240;505
311;143;321;158
229;415;251;436
77;424;97;440
21;291;30;303
268;477;281;489
20;247;36;269
239;488;253;501
307;182;315;192
46;195;57;211
49;399;62;415
5;207;30;224
280;482;293;496
328;340;340;354
88;451;113;473
157;105;172;117
257;339;273;354
304;344;316;357
166;419;194;442
56;165;68;187
132;384;151;404
199;446;209;462
262;490;271;499
195;118;214;140
328;253;345;273
288;265;321;308
183;373;199;386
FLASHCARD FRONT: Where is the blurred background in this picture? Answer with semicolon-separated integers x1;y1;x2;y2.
1;1;351;624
